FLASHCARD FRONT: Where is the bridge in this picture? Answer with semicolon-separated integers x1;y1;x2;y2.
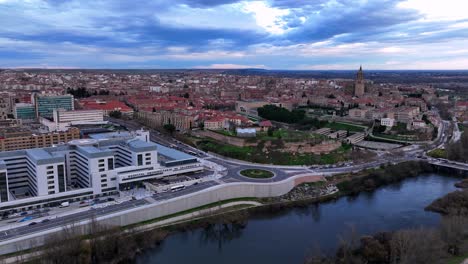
428;159;468;172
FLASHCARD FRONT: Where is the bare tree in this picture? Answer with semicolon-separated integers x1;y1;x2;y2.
390;228;445;264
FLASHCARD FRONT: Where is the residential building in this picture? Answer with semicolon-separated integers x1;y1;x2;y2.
314;128;331;136
348;108;370;120
0;94;12;120
204;117;226;130
345;133;365;144
78;99;133;117
0;127;80;152
395;107;420;124
235;100;269;116
135;111;194;132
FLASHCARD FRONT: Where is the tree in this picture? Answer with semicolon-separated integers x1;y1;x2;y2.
163;123;176;135
183;92;190;98
267;127;274;137
109;110;122;119
257;105;305;124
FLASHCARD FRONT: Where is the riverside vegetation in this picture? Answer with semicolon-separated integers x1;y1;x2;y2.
305;162;468;264
13;161;468;264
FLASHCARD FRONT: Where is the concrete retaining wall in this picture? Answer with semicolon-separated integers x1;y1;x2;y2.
0;174;322;255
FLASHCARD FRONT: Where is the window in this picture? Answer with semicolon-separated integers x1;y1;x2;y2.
101;179;107;183
98;159;104;163
48;191;55;195
48;186;55;190
46;166;53;169
47;176;54;180
99;168;105;172
145;153;151;156
47;170;54;175
110;177;116;181
108;158;114;170
0;172;8;202
101;174;107;178
58;165;65;192
48;180;54;184
137;154;143;166
101;184;108;188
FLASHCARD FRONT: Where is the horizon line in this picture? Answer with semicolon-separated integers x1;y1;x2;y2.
2;67;468;71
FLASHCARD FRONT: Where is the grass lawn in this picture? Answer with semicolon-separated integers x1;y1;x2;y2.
325;122;367;132
372;132;419;141
240;169;274;179
459;123;466;132
197;138;354;166
446;253;468;264
428;148;447;159
256;129;325;142
210;129;236;137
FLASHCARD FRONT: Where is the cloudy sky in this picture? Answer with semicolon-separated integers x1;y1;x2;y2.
1;0;468;70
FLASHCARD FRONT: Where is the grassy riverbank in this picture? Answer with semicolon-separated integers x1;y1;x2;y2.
10;161;466;264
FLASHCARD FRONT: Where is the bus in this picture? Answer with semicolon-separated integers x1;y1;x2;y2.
187;150;197;156
170;185;186;192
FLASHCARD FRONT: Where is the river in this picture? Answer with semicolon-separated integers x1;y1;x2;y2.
136;173;459;264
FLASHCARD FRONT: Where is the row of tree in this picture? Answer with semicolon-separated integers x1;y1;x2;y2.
306;215;468;264
257;104;305;124
66;87;111;98
446;128;468;162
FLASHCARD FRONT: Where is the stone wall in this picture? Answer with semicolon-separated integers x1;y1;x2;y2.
194;130;256;147
281;141;342;154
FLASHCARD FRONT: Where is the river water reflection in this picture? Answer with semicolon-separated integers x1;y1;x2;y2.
136;174;458;264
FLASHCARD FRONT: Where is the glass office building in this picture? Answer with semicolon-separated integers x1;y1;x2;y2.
35;95;74;118
13;103;36;120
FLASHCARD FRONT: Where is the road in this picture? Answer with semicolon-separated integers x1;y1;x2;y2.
0;199;147;242
0;116;453;244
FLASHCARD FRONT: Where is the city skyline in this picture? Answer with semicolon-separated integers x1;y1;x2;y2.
0;0;468;70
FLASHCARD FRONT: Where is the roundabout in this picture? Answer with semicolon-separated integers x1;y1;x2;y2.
239;168;275;179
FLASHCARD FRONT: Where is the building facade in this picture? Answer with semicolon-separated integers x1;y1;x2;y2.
34;94;74;118
13;103;36;120
0;131;202;212
0;127;81;152
135;111;194;132
40;109;105;132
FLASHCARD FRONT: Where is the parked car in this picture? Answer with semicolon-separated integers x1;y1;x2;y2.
28;222;37;226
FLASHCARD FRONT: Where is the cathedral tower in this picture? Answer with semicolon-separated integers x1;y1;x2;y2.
354;66;365;97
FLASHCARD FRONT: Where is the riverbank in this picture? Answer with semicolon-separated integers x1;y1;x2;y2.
304;214;468;264
138;173;462;264
6;162;464;264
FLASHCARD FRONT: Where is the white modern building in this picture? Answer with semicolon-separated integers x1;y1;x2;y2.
40;109;106;132
381;118;395;127
0;130;203;212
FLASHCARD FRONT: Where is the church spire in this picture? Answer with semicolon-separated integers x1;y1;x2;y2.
357;65;364;81
354;65;365;97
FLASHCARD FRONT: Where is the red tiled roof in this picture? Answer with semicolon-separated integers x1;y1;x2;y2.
259;120;272;127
